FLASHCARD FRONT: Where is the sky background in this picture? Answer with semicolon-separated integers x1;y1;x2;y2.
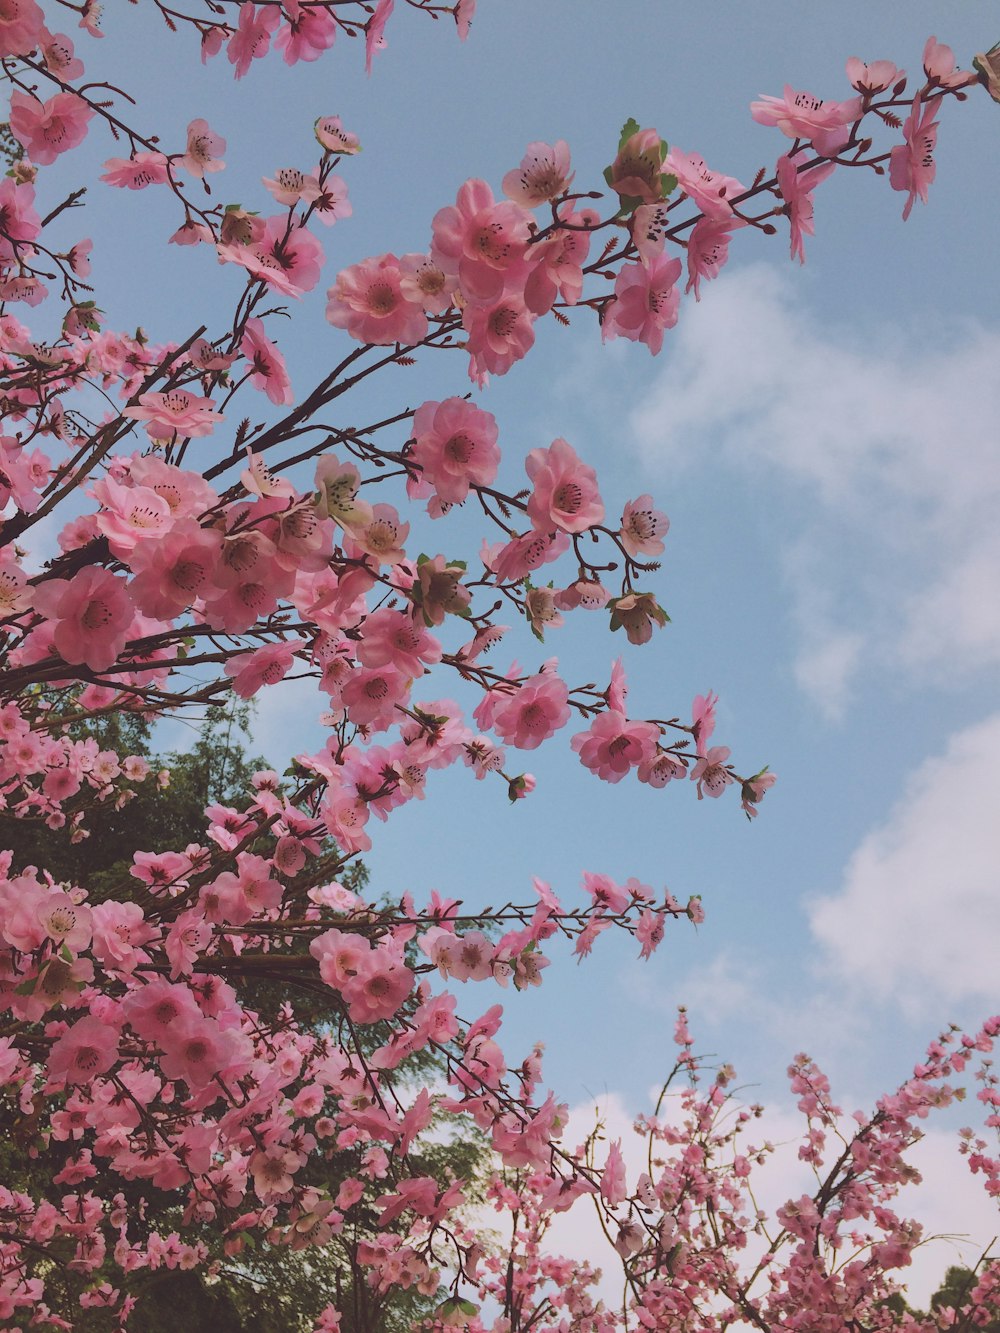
23;0;1000;1304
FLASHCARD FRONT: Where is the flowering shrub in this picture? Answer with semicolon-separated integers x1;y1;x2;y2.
0;5;996;1328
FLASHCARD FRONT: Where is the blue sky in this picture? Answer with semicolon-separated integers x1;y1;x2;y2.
25;0;1000;1296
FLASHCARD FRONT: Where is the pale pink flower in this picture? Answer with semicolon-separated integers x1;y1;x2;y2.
889;96;939;221
262;166;321;208
691;691;718;756
923;36;974;90
276;0;336;65
364;0;394;76
227;2;279;78
685;216;743;300
241;317;293;405
502;140;573;206
555;578;609;611
431;178;530;304
48;1015;118;1086
8;89;92;165
607;125;669;204
314;455;373;530
602;251;682;355
91;476;172;557
179;118;225;178
32;567;134;671
399;253;456;313
620;494;668;558
525;583;563;638
312;174;351;226
356;607;439;678
314;115;360;155
571;711;659;783
409;397;499;505
326;253;428;345
492;670;570;750
751;85;862;148
340;664;410;731
349;502;409;566
845;57;902;94
525;437;604;534
741;767;777;819
0;0;44;57
414;555;471;625
123;388;223;441
40;29;84;79
665;147;745;220
100;152;169;189
636;909;665;959
776;154;835;263
637;749;687;787
455;0;475;40
690;744;734;799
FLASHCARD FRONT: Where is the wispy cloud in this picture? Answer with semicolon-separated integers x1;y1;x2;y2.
628;264;1000;713
810;712;1000;1012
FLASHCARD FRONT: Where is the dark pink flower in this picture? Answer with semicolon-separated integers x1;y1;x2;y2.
241;317;293;405
364;0;394;75
32;567;134;671
100;152;169;190
431;178;530;305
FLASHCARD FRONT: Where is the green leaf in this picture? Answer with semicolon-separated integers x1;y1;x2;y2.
617;117;641;151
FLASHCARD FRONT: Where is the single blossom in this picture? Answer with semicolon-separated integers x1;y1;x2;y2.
525;437;604;534
889;96;938;221
8;89;93;165
602;251;682;355
776;153;835;263
502;140;574;206
241;317;294;405
326;253;428;345
179;118;226;178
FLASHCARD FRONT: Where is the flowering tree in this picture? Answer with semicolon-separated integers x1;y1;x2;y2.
0;3;998;1329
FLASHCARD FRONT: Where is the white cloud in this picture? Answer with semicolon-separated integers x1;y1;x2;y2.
628;264;1000;710
810;713;1000;1010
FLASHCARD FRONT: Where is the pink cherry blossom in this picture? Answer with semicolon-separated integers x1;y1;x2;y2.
607;125;669;204
666;147;746;220
571;711;660;782
241;317;293;405
123;389;224;441
431;178;530;304
0;0;44;57
492;670;570;750
690;744;734;799
685;216;744;300
463;292;535;382
100;153;169;190
227;2;279;78
314;115;360;155
224;641;300;698
365;0;394;75
750;85;862;151
48;1015;118;1086
179;118;226;178
845;57;902;94
276;0;336;66
8;90;93;165
502;140;573;206
262;166;321;208
525;437;604;534
32;567;135;671
218;216;325;297
620;494;669;558
326;253;428;345
602;251;682;355
409;397;499;505
776;153;835;263
923;35;974;90
889;96;938;221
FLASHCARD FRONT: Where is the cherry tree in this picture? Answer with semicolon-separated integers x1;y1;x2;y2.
0;3;997;1328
